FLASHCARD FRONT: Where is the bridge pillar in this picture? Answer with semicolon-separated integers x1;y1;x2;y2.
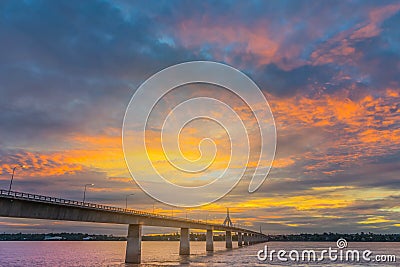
238;232;242;247
179;228;190;255
243;233;249;245
225;230;232;249
206;229;214;252
125;224;142;264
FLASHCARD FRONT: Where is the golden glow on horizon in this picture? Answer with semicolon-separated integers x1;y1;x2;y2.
358;216;393;225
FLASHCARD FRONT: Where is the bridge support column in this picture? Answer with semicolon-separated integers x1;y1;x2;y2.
179;228;190;255
238;232;242;247
125;224;142;264
243;233;249;245
206;229;214;252
225;230;232;249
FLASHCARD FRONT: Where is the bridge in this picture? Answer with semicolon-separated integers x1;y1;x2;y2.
0;189;268;264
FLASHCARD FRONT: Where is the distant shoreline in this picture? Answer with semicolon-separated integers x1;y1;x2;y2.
1;232;399;242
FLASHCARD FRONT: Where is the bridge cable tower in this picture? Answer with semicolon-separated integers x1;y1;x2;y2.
223;208;233;227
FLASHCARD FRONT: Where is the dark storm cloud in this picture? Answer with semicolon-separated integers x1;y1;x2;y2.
0;0;195;145
253;63;336;97
0;0;190;76
336;10;400;90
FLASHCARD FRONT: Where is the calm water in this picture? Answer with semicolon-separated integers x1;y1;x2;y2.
0;241;398;266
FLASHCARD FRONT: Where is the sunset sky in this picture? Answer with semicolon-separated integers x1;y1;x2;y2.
0;0;399;235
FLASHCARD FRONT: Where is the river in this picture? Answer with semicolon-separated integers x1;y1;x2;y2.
0;241;398;266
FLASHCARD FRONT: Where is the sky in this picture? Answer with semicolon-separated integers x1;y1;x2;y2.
0;0;399;235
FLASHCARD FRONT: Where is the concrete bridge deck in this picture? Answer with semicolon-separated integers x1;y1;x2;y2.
0;189;268;263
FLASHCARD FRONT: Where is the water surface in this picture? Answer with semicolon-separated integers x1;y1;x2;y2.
0;241;398;266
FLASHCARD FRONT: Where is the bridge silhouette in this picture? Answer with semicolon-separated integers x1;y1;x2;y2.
0;189;267;263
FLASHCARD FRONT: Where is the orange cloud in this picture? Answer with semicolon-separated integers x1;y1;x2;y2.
350;3;400;40
178;19;280;66
311;3;400;66
0;152;84;178
266;88;400;173
0;129;127;180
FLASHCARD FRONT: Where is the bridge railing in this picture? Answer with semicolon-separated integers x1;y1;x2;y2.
0;189;243;230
